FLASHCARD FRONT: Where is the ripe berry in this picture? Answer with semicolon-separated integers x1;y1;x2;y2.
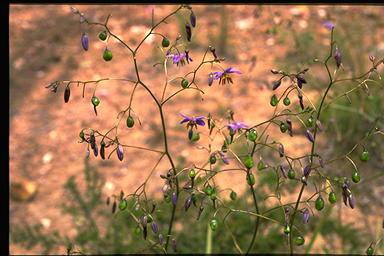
280;122;288;133
270;94;278;106
126;116;135;128
244;155;254;169
91;96;100;106
181;79;189;89
161;37;170;47
98;31;107;41
247;129;257;142
352;171;360;183
360;150;369;162
315;195;325;211
103;48;113;61
283;97;291;106
209;154;217;164
295;235;305;246
119;199;127;210
210;219;218;231
288;169;295;179
247;173;255;186
230;191;237;201
328;191;337;204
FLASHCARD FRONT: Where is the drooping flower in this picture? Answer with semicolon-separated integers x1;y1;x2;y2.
335;47;342;68
323;21;335;31
151;222;158;234
296;74;307;89
305;129;314;143
190;11;196;27
180;113;205;139
166;51;193;66
227;121;247;134
218;151;229;165
303;165;311;178
209;67;241;86
172;192;177;206
302;208;310;223
81;32;89;51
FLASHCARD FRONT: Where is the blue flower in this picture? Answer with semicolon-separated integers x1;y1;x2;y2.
323;21;334;31
166;51;192;66
208;67;241;86
180;113;205;139
227;121;247;133
218;151;229;165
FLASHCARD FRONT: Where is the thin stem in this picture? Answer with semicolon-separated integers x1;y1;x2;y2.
245;184;260;254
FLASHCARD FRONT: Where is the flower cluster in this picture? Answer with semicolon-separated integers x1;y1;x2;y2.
166;51;192;66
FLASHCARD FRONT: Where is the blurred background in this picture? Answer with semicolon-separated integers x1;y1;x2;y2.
9;4;384;254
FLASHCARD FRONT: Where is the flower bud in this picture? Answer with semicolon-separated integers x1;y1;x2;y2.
208;73;214;86
90;133;96;150
117;144;124;161
171;192;177;206
100;141;105;160
278;143;284;157
304;165;311;178
348;194;355;209
64;85;71;103
112;201;117;213
184;196;192;212
286;119;293;137
190;11;196;27
158;234;164;245
305;129;314;143
272;80;282;90
302;208;310;223
334;47;342;68
151;222;158;234
185;23;192;42
93;143;98;157
81;32;89;51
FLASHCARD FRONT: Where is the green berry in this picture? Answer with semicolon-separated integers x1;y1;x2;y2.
295;235;305;246
366;246;374;255
161;37;170;47
134;226;141;235
328;191;337;204
315;196;325;211
98;31;107;41
230;191;237;201
244;155;254;169
247;129;257;142
352;171;360;183
210;219;218;231
103;48;113;61
209;154;217;164
146;214;153;223
188;169;196;179
191;132;200;142
210;191;217;201
257;160;266;171
360;150;369;162
118;199;127;210
91;96;100;106
283;97;291;106
204;185;213;196
164;194;171;203
307;116;314;127
79;130;85;141
126;116;135;128
284;225;290;234
247;173;255;186
288;169;295;179
270;94;278;106
181;79;189;89
280;122;288;133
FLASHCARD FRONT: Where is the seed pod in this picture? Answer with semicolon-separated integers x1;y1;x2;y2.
246;173;255;186
278;143;284;157
360;150;369;162
188;169;196;179
257;159;266;171
283;97;291;106
100;141;105;160
91;96;100;107
64;85;71;103
171;192;177;206
328;191;337;204
352;171;360;183
158;234;164;245
185;196;192;212
185;23;192;41
117;144;124;161
181;79;189;89
81;32;89;51
304;129;314;143
98;31;107;41
272;80;282;90
171;238;177;252
280;122;288;133
247;129;257;141
151;222;158;234
190;11;196;27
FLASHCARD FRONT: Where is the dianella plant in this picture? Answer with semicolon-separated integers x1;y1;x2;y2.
44;5;384;255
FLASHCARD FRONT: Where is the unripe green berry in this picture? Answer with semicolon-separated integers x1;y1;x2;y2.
295;235;305;246
209;154;217;164
118;199;127;210
210;219;218;231
247;173;255;186
103;48;113;61
366;246;374;255
91;96;100;106
288;169;295;179
307;116;314;127
328;191;337;204
188;169;196;179
181;79;189;89
126;116;135;128
247;129;257;142
161;37;170;47
284;225;290;234
315;195;325;211
204;185;213;196
280;122;288;133
283;97;291;106
244;155;254;169
230;191;237;201
360;150;369;162
270;94;278;106
99;31;107;41
352;171;360;183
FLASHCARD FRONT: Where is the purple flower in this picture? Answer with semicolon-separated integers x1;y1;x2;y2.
180;113;205;140
209;67;241;86
335;47;342;68
166;51;192;66
158;234;164;245
218;151;229;165
323;21;335;31
348;194;355;209
151;222;158;234
227;121;247;133
296;74;307;89
302;208;310;223
117;144;124;161
81;32;89;51
305;129;314;143
190;11;196;27
208;73;214;86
